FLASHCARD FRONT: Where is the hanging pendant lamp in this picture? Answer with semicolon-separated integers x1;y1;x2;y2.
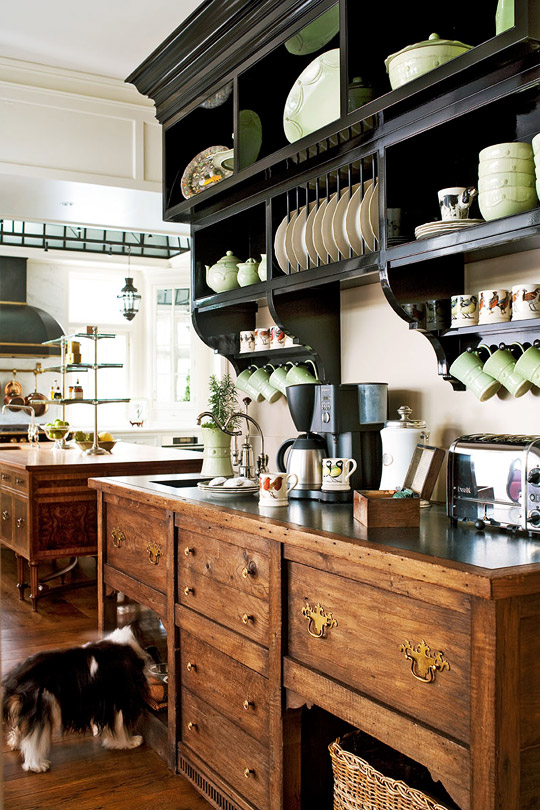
118;249;141;320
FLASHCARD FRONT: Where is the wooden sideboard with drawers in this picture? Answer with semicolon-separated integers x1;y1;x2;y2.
90;474;540;810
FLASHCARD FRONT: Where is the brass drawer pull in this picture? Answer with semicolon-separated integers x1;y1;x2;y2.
15;478;24;485
184;546;194;556
184;586;194;596
111;527;125;548
1;473;9;481
400;639;450;683
2;510;10;521
241;560;256;579
302;601;338;639
241;613;254;625
186;661;197;672
243;699;253;711
16;517;25;529
244;768;254;779
147;541;162;565
187;721;197;732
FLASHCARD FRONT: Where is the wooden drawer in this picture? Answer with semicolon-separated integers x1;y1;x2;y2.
179;528;269;600
12;496;29;554
179;569;269;647
12;472;28;494
0;468;13;489
105;500;169;593
287;561;471;744
181;631;268;743
0;489;12;543
181;687;268;810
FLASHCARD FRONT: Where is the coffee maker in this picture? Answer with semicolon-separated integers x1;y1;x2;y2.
277;382;387;502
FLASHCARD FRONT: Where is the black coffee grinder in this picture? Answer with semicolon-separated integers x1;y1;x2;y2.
277;382;387;502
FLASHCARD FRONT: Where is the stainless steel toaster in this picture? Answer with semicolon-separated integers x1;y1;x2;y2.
447;434;540;533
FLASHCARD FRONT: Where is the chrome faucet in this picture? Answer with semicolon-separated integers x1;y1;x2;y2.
196;398;268;479
2;404;39;447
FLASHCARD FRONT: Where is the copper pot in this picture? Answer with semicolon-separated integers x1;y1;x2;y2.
25;390;48;417
4;377;23;397
3;393;25;409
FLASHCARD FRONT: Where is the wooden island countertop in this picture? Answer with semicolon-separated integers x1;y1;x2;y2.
0;442;203;609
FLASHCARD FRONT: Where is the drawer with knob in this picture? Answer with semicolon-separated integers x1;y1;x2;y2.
12;496;29;554
181;631;268;742
179;569;269;647
178;527;269;600
181;687;268;810
0;490;12;544
105;500;169;593
287;561;471;744
0;468;13;488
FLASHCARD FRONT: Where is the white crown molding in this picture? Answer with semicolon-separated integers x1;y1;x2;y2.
0;56;156;109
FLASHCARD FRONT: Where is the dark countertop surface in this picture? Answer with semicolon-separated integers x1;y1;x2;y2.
88;472;540;573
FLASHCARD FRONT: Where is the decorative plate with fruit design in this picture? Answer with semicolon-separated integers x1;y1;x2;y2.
180;145;232;199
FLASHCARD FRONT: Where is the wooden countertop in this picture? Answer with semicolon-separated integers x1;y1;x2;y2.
88;472;540;599
0;442;203;472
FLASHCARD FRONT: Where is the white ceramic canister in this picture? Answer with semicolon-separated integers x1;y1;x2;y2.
379;405;429;491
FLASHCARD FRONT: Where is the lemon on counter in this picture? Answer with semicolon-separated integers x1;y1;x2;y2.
98;432;114;442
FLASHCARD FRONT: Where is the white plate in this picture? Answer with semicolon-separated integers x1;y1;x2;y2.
312;198;331;263
284;210;301;272
359;181;375;252
274;214;291;273
284;6;340;55
283;49;340;143
197;481;259;495
305;200;322;266
291;201;317;270
415;219;484;239
369;181;379;245
321;192;340;262
332;183;360;258
345;180;373;254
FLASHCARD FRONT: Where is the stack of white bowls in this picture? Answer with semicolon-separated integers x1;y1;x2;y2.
478;141;538;221
533;133;540;200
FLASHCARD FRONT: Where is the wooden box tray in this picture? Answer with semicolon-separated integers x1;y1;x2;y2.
353;490;420;527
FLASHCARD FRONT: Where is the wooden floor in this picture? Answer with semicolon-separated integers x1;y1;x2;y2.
1;548;211;810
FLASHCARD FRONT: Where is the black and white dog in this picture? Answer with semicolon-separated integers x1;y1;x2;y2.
2;625;149;772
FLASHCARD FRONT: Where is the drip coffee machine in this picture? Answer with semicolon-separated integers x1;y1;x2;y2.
277;382;386;502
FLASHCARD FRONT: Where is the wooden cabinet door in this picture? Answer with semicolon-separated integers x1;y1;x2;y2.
12;496;29;555
0;490;12;544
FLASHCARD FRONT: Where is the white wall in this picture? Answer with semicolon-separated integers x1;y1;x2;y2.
240;248;540;501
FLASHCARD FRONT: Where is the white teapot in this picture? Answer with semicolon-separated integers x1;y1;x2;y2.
206;250;241;293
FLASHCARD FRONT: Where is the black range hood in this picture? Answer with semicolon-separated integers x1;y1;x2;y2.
0;257;64;357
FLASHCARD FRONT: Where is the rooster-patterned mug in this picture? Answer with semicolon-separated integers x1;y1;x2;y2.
259;471;298;506
511;284;540;321
478;289;511;324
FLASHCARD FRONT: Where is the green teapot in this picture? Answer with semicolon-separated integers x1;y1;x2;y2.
206;250;241;293
237;257;260;287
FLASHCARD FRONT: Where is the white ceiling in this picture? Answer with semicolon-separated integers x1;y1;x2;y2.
1;0;202;241
1;0;200;80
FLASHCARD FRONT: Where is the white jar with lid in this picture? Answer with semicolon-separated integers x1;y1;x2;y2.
379;405;429;491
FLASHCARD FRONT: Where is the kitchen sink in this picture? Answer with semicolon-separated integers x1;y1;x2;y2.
150;477;204;489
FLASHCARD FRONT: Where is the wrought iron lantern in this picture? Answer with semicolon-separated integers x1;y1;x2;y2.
118;276;141;321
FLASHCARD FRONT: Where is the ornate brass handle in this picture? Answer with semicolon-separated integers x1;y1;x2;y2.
186;661;197;672
184;546;194;556
111;527;125;548
241;613;254;625
399;639;450;683
244;768;254;779
16;517;24;529
302;601;338;639
187;721;197;732
1;473;9;481
242;561;256;579
15;477;24;485
147;541;162;565
243;699;253;711
2;510;10;521
184;586;194;596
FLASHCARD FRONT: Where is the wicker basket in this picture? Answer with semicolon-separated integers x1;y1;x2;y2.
329;732;451;810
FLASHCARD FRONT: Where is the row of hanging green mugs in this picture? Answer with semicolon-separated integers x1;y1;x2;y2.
236;360;320;402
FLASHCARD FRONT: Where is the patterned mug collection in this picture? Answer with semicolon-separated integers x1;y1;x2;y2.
239;326;296;353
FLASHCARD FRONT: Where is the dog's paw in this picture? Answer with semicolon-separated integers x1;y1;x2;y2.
7;729;21;750
22;759;50;773
126;734;143;749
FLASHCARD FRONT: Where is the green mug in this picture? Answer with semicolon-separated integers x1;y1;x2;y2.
285;359;320;386
515;346;540;387
449;345;500;401
483;344;531;398
249;364;281;403
269;363;294;395
236;365;263;402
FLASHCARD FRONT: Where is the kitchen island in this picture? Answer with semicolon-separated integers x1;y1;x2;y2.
88;471;540;810
0;444;202;609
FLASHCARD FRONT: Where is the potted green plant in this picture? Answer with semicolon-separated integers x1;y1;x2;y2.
200;373;239;477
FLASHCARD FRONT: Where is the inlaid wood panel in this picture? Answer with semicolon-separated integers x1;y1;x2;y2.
181;688;269;810
181;631;269;742
287;561;471;744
